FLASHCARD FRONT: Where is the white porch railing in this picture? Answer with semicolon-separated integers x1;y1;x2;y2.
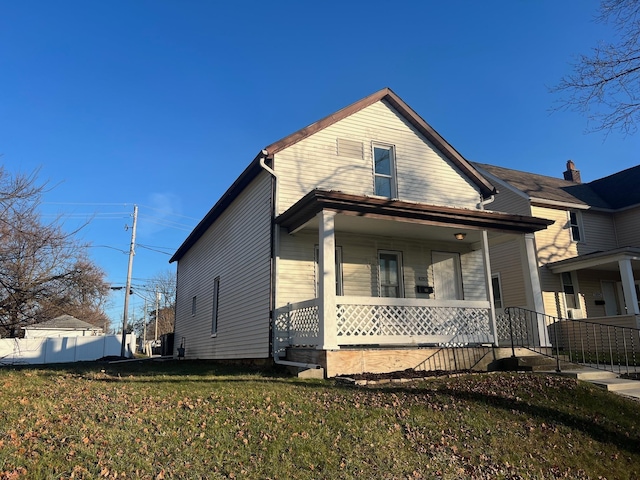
274;296;493;356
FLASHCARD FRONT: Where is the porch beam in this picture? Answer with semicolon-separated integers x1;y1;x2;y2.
618;259;640;315
276;190;554;235
318;210;339;350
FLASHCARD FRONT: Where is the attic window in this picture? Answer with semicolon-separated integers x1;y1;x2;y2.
337;138;363;159
373;144;396;198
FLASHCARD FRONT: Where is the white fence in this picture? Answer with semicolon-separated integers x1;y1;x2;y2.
0;334;137;366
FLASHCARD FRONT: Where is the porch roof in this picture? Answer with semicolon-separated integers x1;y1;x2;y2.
275;189;554;235
547;247;640;273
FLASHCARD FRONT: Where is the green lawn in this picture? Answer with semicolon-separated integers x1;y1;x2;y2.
0;360;638;479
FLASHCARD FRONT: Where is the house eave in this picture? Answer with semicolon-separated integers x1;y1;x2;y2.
529;197;592;210
547;247;640;273
276;189;553;235
170;152;271;263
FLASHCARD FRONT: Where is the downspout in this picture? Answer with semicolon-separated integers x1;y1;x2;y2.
477;194;495;210
259;150;322;371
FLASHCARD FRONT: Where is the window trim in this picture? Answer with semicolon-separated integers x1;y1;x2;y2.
372;143;397;198
378;250;404;298
568;210;584;243
211;277;220;337
561;271;580;312
191;296;197;316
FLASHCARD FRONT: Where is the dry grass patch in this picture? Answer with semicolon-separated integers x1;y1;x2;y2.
0;361;638;479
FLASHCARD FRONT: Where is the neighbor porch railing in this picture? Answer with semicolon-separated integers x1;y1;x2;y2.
504;306;640;376
274;296;493;358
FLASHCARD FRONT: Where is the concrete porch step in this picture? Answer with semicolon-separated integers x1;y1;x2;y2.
589;377;640;392
494;355;573;372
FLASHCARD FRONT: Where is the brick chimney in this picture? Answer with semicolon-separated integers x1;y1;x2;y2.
563;160;581;183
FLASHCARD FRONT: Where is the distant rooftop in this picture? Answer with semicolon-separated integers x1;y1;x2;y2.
474;162;640;210
24;315;102;330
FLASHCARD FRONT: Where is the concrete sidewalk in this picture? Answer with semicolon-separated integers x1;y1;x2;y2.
545;367;640;401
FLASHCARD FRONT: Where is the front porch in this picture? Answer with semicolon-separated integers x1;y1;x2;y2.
272;190;553;377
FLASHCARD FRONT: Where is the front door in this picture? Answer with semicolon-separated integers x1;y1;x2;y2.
601;281;620;316
432;251;463;300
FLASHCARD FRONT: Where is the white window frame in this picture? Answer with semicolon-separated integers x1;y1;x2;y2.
315;246;343;296
568;210;584;243
378;250;404;298
211;277;220;337
191;296;197;316
372;143;397;198
491;273;504;310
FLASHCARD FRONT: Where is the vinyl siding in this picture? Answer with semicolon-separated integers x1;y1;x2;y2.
274;100;481;214
579;210;617;254
531;205;576;265
489;239;528;308
461;249;486;300
539;268;564;318
486;187;531;216
174;173;272;359
577;270;622;318
277;231;484;306
614;206;640;247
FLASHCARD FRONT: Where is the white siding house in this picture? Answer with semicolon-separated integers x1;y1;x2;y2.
171;88;552;376
475;161;640;324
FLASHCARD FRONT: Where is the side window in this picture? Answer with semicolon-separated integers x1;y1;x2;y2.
373;145;396;198
191;296;197;316
211;277;220;335
568;211;583;242
491;274;503;309
315;246;343;296
378;251;403;298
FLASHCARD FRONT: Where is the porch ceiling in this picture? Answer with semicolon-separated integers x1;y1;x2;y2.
547;247;640;273
276;189;554;238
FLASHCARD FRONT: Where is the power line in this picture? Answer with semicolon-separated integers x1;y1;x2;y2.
137;244;174;255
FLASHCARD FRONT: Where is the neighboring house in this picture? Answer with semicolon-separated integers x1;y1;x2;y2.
22;315;103;338
475;161;640;327
170;88;552;377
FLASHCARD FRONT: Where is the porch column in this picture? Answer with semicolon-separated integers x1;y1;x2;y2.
318;210;339;350
480;230;498;346
618;259;639;315
519;233;549;346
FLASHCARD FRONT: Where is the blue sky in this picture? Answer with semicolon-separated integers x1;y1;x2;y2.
3;1;639;327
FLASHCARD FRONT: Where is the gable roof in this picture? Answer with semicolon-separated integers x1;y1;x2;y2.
23;315;100;331
264;87;496;198
170;88;497;263
474;162;613;209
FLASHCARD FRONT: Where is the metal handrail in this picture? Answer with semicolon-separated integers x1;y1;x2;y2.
505;306;640;376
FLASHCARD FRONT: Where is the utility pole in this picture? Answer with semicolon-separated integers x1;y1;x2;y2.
121;204;138;358
154;287;160;341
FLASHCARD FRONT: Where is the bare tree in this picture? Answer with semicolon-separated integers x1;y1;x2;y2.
146;269;176;338
0;167;110;336
553;0;640;134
